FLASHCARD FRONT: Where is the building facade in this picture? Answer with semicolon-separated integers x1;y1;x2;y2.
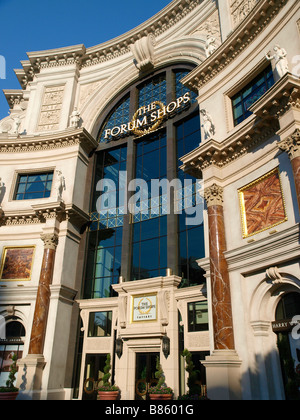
0;0;299;400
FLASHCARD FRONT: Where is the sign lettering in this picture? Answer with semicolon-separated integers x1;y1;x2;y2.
104;92;191;141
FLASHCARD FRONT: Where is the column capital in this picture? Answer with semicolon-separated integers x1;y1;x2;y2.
204;183;224;207
41;233;59;250
278;129;300;160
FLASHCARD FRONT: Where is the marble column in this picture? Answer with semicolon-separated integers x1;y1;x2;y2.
28;233;58;355
204;184;235;350
278;129;300;213
203;184;241;400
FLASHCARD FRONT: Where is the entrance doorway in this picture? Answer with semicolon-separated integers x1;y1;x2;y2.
135;353;159;400
273;293;300;400
82;354;107;401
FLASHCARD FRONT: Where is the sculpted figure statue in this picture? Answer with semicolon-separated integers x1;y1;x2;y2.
0;177;4;208
200;109;215;140
205;35;217;58
55;170;66;202
70;107;81;128
266;45;289;78
0;178;4;195
13;115;21;135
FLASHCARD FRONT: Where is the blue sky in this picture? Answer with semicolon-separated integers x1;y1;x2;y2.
0;0;171;120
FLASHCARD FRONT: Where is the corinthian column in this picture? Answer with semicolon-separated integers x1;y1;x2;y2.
204;184;235;350
202;184;241;400
28;233;59;355
278;129;300;212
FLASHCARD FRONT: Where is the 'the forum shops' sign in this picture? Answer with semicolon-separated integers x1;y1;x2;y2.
104;92;191;141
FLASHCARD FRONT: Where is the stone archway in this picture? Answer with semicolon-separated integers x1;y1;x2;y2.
249;267;300;400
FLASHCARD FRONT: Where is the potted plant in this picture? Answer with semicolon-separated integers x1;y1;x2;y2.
0;353;19;401
178;349;209;400
149;356;173;400
98;354;120;401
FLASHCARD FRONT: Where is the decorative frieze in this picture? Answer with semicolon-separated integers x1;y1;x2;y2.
230;0;260;27
190;9;221;44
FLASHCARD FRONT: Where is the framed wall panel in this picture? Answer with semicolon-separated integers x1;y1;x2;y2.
0;246;35;281
239;168;287;238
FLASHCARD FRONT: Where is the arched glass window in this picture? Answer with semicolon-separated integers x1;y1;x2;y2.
99;95;131;143
276;293;300;321
84;65;205;299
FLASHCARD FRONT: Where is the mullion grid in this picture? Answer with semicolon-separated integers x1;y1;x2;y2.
15;172;53;200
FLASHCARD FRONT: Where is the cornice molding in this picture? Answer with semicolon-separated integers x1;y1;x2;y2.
249;72;300;119
15;0;204;89
180;117;279;175
0;127;97;154
0;202;90;228
182;0;288;91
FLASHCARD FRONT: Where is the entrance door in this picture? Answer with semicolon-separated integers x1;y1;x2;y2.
135;353;159;400
82;354;107;401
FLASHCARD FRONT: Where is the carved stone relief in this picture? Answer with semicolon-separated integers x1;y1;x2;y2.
78;81;103;110
37;85;65;132
230;0;260;27
191;10;221;44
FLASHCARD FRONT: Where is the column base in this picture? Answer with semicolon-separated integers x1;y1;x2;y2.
202;350;242;400
16;354;46;400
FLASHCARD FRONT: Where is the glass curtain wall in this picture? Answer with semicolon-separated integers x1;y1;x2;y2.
176;113;205;287
84;146;127;298
83;66;206;298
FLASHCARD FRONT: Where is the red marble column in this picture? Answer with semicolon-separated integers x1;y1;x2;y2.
291;156;300;212
205;185;235;351
28;234;58;355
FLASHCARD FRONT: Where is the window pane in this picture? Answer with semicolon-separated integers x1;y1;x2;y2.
188;301;209;332
232;66;274;126
88;311;112;337
15;172;53;200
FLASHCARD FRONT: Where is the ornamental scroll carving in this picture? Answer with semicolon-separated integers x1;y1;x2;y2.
119;296;128;329
204;184;224;207
158;290;170;327
130;34;156;73
266;267;283;285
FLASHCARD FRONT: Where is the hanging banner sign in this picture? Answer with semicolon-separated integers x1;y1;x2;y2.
104;92;191;141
